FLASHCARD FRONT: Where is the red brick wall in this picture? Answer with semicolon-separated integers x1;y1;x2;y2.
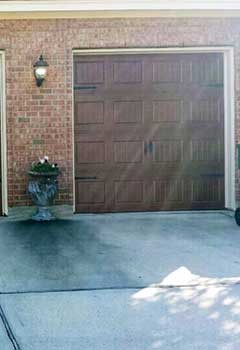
0;18;240;207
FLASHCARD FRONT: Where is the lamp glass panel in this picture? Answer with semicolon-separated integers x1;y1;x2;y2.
35;67;47;79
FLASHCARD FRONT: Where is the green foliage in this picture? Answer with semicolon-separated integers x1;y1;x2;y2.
30;157;59;174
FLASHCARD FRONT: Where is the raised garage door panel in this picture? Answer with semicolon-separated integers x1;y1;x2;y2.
74;53;224;212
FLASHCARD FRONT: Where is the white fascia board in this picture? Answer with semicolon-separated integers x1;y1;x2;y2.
2;1;240;12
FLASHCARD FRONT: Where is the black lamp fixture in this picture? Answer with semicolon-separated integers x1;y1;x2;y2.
33;55;48;87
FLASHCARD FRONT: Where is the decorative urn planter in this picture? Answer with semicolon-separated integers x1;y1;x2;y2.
28;157;59;221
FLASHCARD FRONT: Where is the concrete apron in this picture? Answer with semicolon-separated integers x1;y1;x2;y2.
0;211;240;349
1;284;240;350
0;211;239;293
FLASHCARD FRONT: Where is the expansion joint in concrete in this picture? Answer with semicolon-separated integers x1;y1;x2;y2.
0;304;21;350
0;280;240;296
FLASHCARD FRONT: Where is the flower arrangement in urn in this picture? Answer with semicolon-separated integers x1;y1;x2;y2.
28;156;60;221
30;156;59;175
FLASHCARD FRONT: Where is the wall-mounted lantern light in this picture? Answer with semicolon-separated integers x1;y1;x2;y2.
33;55;48;87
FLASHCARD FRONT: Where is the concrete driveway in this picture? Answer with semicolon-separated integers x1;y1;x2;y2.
0;210;240;349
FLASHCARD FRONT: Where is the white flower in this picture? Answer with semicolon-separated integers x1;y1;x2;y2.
40;159;44;164
44;156;49;161
52;164;55;168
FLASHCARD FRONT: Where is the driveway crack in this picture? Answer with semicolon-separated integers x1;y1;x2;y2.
0;303;21;350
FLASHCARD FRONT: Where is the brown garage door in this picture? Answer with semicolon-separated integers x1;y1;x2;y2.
74;53;224;213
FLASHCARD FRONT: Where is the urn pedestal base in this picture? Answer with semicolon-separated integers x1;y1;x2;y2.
28;171;59;222
32;207;56;221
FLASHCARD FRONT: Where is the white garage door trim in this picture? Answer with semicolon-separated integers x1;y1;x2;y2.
72;46;236;211
0;51;8;215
